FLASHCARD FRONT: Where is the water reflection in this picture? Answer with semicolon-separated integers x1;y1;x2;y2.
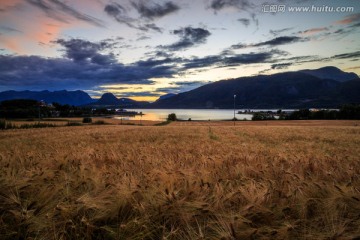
114;109;254;121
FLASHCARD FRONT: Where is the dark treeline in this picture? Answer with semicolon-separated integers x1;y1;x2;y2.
0;99;115;118
285;105;360;120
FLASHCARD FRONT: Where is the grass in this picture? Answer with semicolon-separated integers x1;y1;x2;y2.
0;123;360;239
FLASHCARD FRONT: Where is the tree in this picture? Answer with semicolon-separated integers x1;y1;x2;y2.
167;113;177;121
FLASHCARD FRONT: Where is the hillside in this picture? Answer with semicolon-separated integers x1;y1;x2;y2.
0;90;94;106
86;92;150;108
152;70;360;109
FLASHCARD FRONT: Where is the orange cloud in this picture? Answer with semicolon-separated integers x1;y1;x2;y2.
0;0;102;55
0;36;23;53
299;27;328;36
335;13;360;25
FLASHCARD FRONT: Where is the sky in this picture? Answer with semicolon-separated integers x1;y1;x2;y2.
0;0;359;101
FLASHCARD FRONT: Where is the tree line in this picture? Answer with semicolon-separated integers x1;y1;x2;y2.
0;99;115;118
252;105;360;120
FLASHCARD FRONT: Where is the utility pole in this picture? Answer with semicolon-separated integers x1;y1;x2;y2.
233;94;236;126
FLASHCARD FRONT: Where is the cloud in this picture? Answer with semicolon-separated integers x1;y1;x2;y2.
171;81;206;86
271;63;292;69
104;2;126;17
345;66;360;71
269;28;294;36
350;22;360;28
0;26;22;33
254;36;302;47
182;51;278;69
25;0;104;27
104;3;164;32
0;38;179;91
332;51;360;60
104;3;136;27
155;87;182;93
131;1;180;20
231;36;303;50
0;54;173;91
140;23;163;33
298;27;329;35
135;57;182;67
237;18;250;27
335;13;360;25
209;0;253;12
162;27;211;51
124;92;161;97
54;38;117;64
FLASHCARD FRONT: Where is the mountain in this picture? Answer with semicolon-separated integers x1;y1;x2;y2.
299;66;358;82
0;90;94;106
96;93;120;105
157;93;177;101
152;69;360;109
87;93;150;108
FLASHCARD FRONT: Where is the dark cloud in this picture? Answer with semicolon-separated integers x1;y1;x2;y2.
140;23;163;33
350;22;360;28
254;36;302;47
251;13;258;30
26;0;104;27
0;38;179;91
182;51;277;69
332;51;360;60
231;36;303;50
131;1;180;20
137;35;151;41
237;18;250;27
223;52;273;66
0;54;173;91
231;43;247;49
155;87;182;93
104;2;126;17
104;3;136;28
104;3;163;32
171;81;206;86
209;0;253;11
270;27;294;36
136;57;182;68
162;27;211;51
271;63;292;69
54;38;117;64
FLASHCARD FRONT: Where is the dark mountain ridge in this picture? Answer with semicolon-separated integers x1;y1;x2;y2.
299;66;358;82
1;67;359;109
152;70;360;109
0;90;94;106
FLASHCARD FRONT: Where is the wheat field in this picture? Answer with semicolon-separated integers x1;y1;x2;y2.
0;123;360;239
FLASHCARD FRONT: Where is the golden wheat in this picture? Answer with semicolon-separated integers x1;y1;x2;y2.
0;123;359;239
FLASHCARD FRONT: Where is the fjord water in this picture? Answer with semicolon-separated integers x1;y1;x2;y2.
115;109;254;121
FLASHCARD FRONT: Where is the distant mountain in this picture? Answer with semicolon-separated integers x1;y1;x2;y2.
299;66;358;82
1;67;358;109
152;69;360;109
96;93;120;105
86;93;150;108
0;90;94;106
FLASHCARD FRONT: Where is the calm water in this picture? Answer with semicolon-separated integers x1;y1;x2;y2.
114;109;254;121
